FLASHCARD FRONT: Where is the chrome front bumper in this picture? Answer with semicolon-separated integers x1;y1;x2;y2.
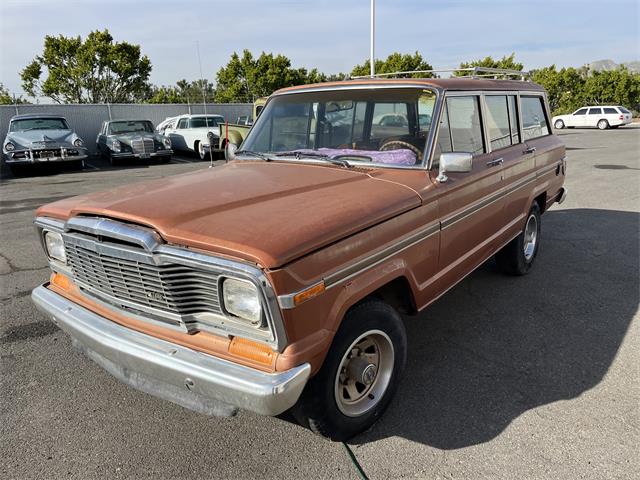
32;285;310;417
111;150;173;159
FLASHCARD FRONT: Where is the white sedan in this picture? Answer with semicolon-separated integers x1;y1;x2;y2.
552;106;632;130
158;114;225;159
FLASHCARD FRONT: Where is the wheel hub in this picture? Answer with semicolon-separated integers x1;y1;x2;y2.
334;330;395;417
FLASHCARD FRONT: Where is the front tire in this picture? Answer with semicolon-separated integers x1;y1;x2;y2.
554;119;565;129
292;300;407;441
495;202;541;276
597;119;609;130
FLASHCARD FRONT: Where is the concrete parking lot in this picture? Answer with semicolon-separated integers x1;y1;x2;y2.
1;128;638;479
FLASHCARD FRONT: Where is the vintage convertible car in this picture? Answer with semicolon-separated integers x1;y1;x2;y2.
96;119;173;165
3;114;87;173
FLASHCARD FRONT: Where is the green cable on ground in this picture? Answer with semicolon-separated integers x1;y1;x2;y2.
342;442;369;480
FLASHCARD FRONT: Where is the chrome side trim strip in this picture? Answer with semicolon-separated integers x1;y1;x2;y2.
278;160;561;308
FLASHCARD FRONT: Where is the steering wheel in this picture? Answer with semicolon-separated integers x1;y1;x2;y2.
379;139;423;161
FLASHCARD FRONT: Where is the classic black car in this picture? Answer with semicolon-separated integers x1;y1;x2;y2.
96;119;173;165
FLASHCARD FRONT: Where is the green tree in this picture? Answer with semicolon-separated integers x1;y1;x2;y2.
582;67;640;112
21;29;152;103
531;66;587;114
147;79;216;104
0;83;29;105
351;51;434;78
456;53;524;76
214;50;313;103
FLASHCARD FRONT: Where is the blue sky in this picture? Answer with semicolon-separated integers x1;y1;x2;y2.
1;0;638;98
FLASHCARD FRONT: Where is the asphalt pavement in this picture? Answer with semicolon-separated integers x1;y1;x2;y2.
1;129;638;479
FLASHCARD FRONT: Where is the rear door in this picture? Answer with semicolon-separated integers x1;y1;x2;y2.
587;107;602;127
484;94;531;241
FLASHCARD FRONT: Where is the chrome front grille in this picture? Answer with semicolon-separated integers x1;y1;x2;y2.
65;241;221;316
131;137;154;154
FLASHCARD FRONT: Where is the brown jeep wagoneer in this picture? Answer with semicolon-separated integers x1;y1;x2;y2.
32;70;567;440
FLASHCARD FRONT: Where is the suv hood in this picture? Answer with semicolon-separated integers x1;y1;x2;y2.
37;161;421;268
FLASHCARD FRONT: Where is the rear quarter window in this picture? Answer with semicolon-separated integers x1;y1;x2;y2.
603;108;618;114
521;96;550;140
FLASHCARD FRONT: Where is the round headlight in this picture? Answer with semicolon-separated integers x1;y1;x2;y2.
109;139;121;153
4;142;15;151
44;231;66;264
73;138;84;147
162;137;171;148
222;278;262;325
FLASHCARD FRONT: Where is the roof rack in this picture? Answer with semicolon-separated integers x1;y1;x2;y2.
351;66;531;80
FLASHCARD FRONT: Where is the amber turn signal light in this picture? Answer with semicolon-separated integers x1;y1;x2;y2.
51;272;72;291
229;337;275;365
293;281;325;306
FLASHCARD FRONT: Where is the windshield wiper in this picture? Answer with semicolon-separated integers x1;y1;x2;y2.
275;150;351;168
234;149;271;160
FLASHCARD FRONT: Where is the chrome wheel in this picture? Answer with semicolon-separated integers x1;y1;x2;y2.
598;119;608;130
554;120;564;129
523;214;538;261
334;330;395;417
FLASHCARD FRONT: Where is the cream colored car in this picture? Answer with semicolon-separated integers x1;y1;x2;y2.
552;106;632;130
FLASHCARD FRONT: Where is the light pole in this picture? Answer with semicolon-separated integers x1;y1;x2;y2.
370;0;375;77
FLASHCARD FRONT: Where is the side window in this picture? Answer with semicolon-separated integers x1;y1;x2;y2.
177;118;188;129
603;107;617;114
484;96;512;150
588;108;602;115
521;96;550;141
442;96;484;154
574;108;588;115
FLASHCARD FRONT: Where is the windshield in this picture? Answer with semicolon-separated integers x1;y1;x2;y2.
108;120;154;134
242;88;437;167
191;116;223;128
10;118;69;132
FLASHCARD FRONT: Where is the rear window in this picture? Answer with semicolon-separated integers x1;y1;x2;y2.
618;106;631;114
521;96;550;140
603;108;618;114
485;95;519;150
588;108;602;115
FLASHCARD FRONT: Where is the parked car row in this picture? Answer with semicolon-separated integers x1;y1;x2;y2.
2;112;231;174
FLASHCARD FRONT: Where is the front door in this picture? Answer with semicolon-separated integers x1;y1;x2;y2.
571;108;588;127
432;94;505;293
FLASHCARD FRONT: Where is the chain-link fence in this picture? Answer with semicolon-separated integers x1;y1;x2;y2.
0;103;252;153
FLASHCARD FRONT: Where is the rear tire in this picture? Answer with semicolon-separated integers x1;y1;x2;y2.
495;202;541;276
291;300;407;441
597;119;609;130
554;119;565;129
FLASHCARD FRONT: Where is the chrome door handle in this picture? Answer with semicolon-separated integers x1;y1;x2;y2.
524;147;537;154
486;157;504;167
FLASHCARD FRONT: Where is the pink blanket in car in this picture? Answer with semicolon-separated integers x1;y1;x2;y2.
294;148;417;166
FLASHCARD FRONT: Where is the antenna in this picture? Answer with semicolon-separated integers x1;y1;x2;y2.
196;41;207;115
370;0;375;77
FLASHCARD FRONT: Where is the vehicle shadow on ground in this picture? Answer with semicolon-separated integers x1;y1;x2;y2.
350;208;638;449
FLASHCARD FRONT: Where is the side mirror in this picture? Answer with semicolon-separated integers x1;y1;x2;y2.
437;152;472;183
225;142;238;161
